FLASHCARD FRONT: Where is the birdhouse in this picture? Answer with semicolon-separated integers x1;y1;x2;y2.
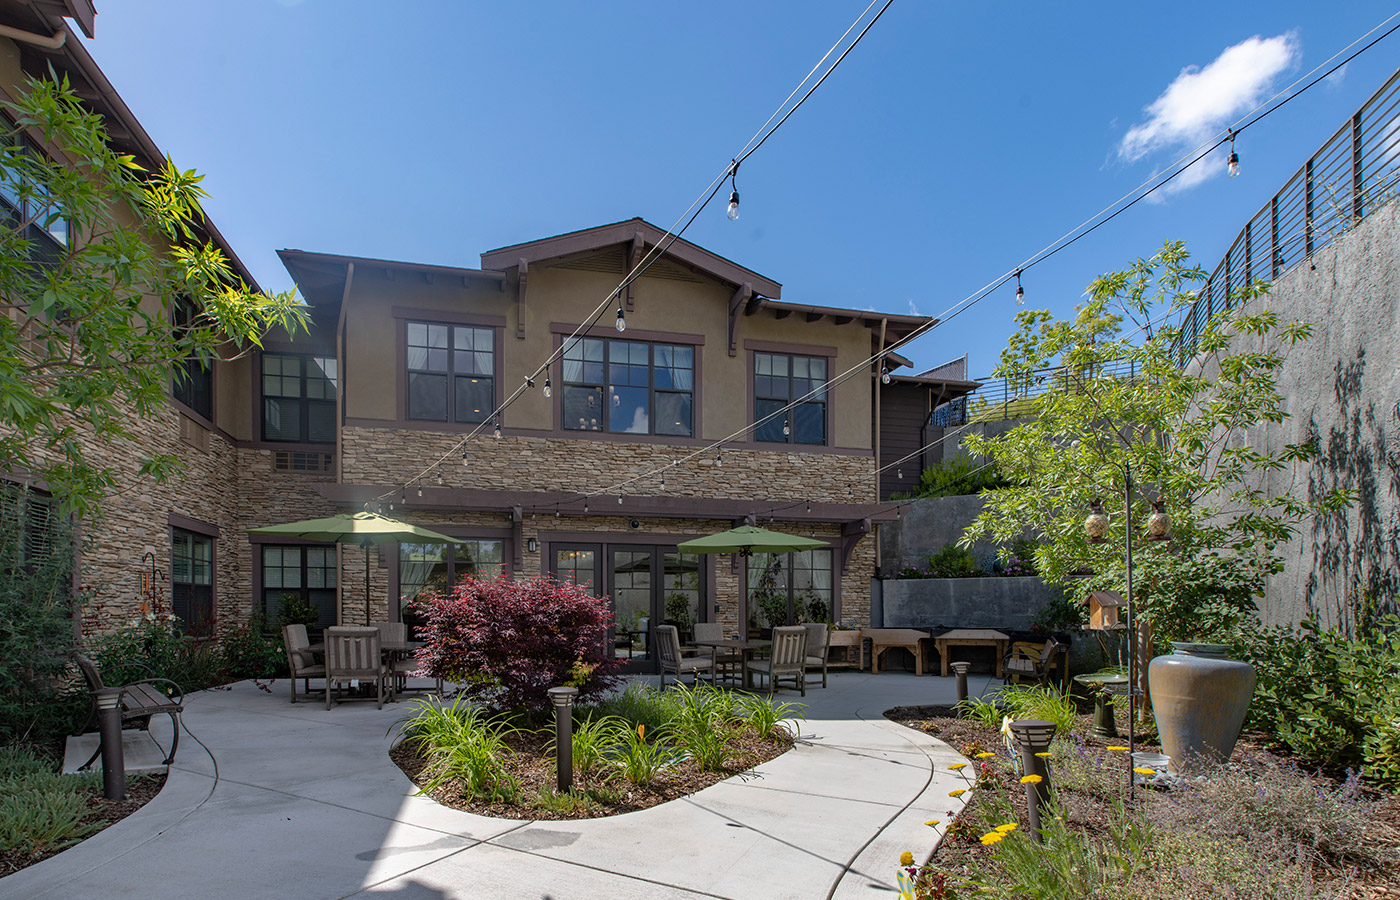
1082;590;1127;630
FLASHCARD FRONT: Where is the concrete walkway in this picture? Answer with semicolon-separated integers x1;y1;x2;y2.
1;671;996;900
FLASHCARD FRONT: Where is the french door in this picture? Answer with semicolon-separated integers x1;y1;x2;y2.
550;543;703;673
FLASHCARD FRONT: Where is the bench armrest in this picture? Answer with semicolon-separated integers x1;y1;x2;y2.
125;678;185;706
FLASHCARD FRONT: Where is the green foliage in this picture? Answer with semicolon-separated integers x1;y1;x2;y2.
737;692;805;741
0;76;307;521
275;593;319;631
666;682;743;772
958;696;1004;730
1029;593;1086;634
399;695;520;802
960;686;1079;737
0;493;86;745
899;545;985;579
605;721;683;786
216;617;286;680
663;592;696;633
1235;615;1400;787
891;455;1010;500
960;242;1353;645
566;714;621;778
582;682;682;734
0;745;103;853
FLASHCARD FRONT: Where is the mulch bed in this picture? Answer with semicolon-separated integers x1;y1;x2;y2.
884;705;1400;900
391;728;794;820
0;772;166;878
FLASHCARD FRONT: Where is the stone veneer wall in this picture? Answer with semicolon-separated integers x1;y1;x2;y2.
340;427;875;504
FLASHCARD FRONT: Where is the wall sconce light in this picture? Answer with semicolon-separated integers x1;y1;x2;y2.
527;537;539;553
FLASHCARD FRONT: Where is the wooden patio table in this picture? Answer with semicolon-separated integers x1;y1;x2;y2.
864;628;932;676
691;638;771;690
934;628;1011;678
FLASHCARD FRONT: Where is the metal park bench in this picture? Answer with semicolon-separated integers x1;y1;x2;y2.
73;653;184;769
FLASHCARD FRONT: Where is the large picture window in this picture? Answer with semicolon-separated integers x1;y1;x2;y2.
406;322;495;423
398;539;505;637
171;528;214;634
262;353;336;443
172;295;212;420
261;545;337;629
746;548;833;635
754;352;827;445
562;337;693;436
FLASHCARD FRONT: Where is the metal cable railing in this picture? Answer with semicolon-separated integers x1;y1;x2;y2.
931;357;1143;425
1174;64;1400;359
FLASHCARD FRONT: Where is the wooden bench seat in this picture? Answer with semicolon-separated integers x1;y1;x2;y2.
74;654;184;770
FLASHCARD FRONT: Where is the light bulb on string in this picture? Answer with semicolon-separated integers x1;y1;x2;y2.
435;471;443;485
615;305;626;332
493;419;502;439
1227;129;1240;178
554;506;560;518
617;494;623;505
543;375;552;398
1015;269;1025;305
897;468;903;480
583;498;589;513
726;158;740;221
881;367;891;385
715;449;723;468
782;421;790;437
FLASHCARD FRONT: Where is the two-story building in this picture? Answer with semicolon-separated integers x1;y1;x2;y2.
274;219;932;669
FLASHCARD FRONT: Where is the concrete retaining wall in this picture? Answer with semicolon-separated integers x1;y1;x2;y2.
880;576;1058;632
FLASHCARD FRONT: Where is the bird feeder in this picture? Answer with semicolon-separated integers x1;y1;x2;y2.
1082;590;1127;631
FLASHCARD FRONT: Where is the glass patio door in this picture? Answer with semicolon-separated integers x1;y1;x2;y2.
607;547;705;674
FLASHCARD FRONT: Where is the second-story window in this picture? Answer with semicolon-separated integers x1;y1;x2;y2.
407;322;495;423
262;353;336;443
562;338;693;436
754;352;827;445
172;295;212;420
0;114;71;265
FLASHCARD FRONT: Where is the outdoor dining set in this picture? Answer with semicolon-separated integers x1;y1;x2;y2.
656;621;832;697
281;622;442;709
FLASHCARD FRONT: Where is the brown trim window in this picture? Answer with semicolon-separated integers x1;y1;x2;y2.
754;352;827;444
171;527;214;634
1;484;57;568
0;113;71;265
398;538;506;637
261;544;336;629
172;295;212;420
562;337;693;436
407;322;495;423
262;353;336;443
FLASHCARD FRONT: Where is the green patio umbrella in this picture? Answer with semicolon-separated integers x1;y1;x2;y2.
677;525;828;557
247;511;459;625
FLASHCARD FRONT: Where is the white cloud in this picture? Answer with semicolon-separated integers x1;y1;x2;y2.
907;299;921;316
1324;63;1348;89
1118;33;1300;191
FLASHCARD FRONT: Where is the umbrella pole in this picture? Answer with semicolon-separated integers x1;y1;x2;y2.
364;543;371;626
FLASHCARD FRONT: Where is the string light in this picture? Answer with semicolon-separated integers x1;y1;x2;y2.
726;158;741;221
782;421;790;437
1227;129;1240;178
715;449;723;468
526;375;535;389
1015;268;1024;305
617;494;623;505
615;297;627;332
554;506;560;518
583;498;589;513
435;471;443;485
881;367;891;384
897;468;903;480
543;375;552;398
493;419;502;439
416;485;423;497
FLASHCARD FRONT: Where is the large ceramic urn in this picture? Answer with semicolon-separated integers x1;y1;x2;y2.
1148;642;1255;771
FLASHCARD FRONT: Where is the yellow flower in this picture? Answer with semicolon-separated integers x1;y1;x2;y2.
899;851;915;867
1106;745;1130;751
949;763;967;771
1034;752;1051;758
925;820;940;828
1020;774;1043;784
975;752;995;759
979;832;1004;846
1133;767;1157;775
948;788;967;797
996;823;1018;833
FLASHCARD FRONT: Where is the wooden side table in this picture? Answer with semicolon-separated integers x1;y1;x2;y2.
934;629;1011;678
826;629;865;670
863;628;931;675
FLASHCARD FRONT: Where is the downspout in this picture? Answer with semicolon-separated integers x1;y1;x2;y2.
874;318;887;573
0;24;66;50
335;262;354;622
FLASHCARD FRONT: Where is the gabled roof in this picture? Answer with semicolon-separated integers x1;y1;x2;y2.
480;218;783;299
278;248;506;306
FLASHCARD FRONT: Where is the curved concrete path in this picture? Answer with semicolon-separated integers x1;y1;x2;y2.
1;672;993;900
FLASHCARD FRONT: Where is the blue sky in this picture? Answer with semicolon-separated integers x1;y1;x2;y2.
80;1;1400;379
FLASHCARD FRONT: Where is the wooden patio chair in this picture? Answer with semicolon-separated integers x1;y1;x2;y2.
803;622;829;689
1002;638;1067;689
746;625;809;697
282;624;326;704
323;626;392;710
656;624;715;688
692;622;742;685
374;621;443;695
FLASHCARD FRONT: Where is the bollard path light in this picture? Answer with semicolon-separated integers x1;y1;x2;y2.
949;661;971;713
1009;719;1057;842
94;687;126;801
547;686;578;794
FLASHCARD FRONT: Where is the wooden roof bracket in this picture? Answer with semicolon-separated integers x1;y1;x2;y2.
515;258;528;340
839;517;871;574
511;505;524;567
727;282;753;357
625;232;643;311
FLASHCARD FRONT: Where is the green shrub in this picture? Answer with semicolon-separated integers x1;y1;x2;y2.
1030;593;1086;634
891;455;1009;500
1234;615;1400;787
274;593;320;631
604;721;683;786
581;683;682;734
666;683;742;772
0;493;85;746
737;692;804;741
566;714;621;778
218;616;286;680
0;744;103;854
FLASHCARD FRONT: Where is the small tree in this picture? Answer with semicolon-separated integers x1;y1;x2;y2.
0;76;306;519
961;242;1352;644
412;575;623;714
